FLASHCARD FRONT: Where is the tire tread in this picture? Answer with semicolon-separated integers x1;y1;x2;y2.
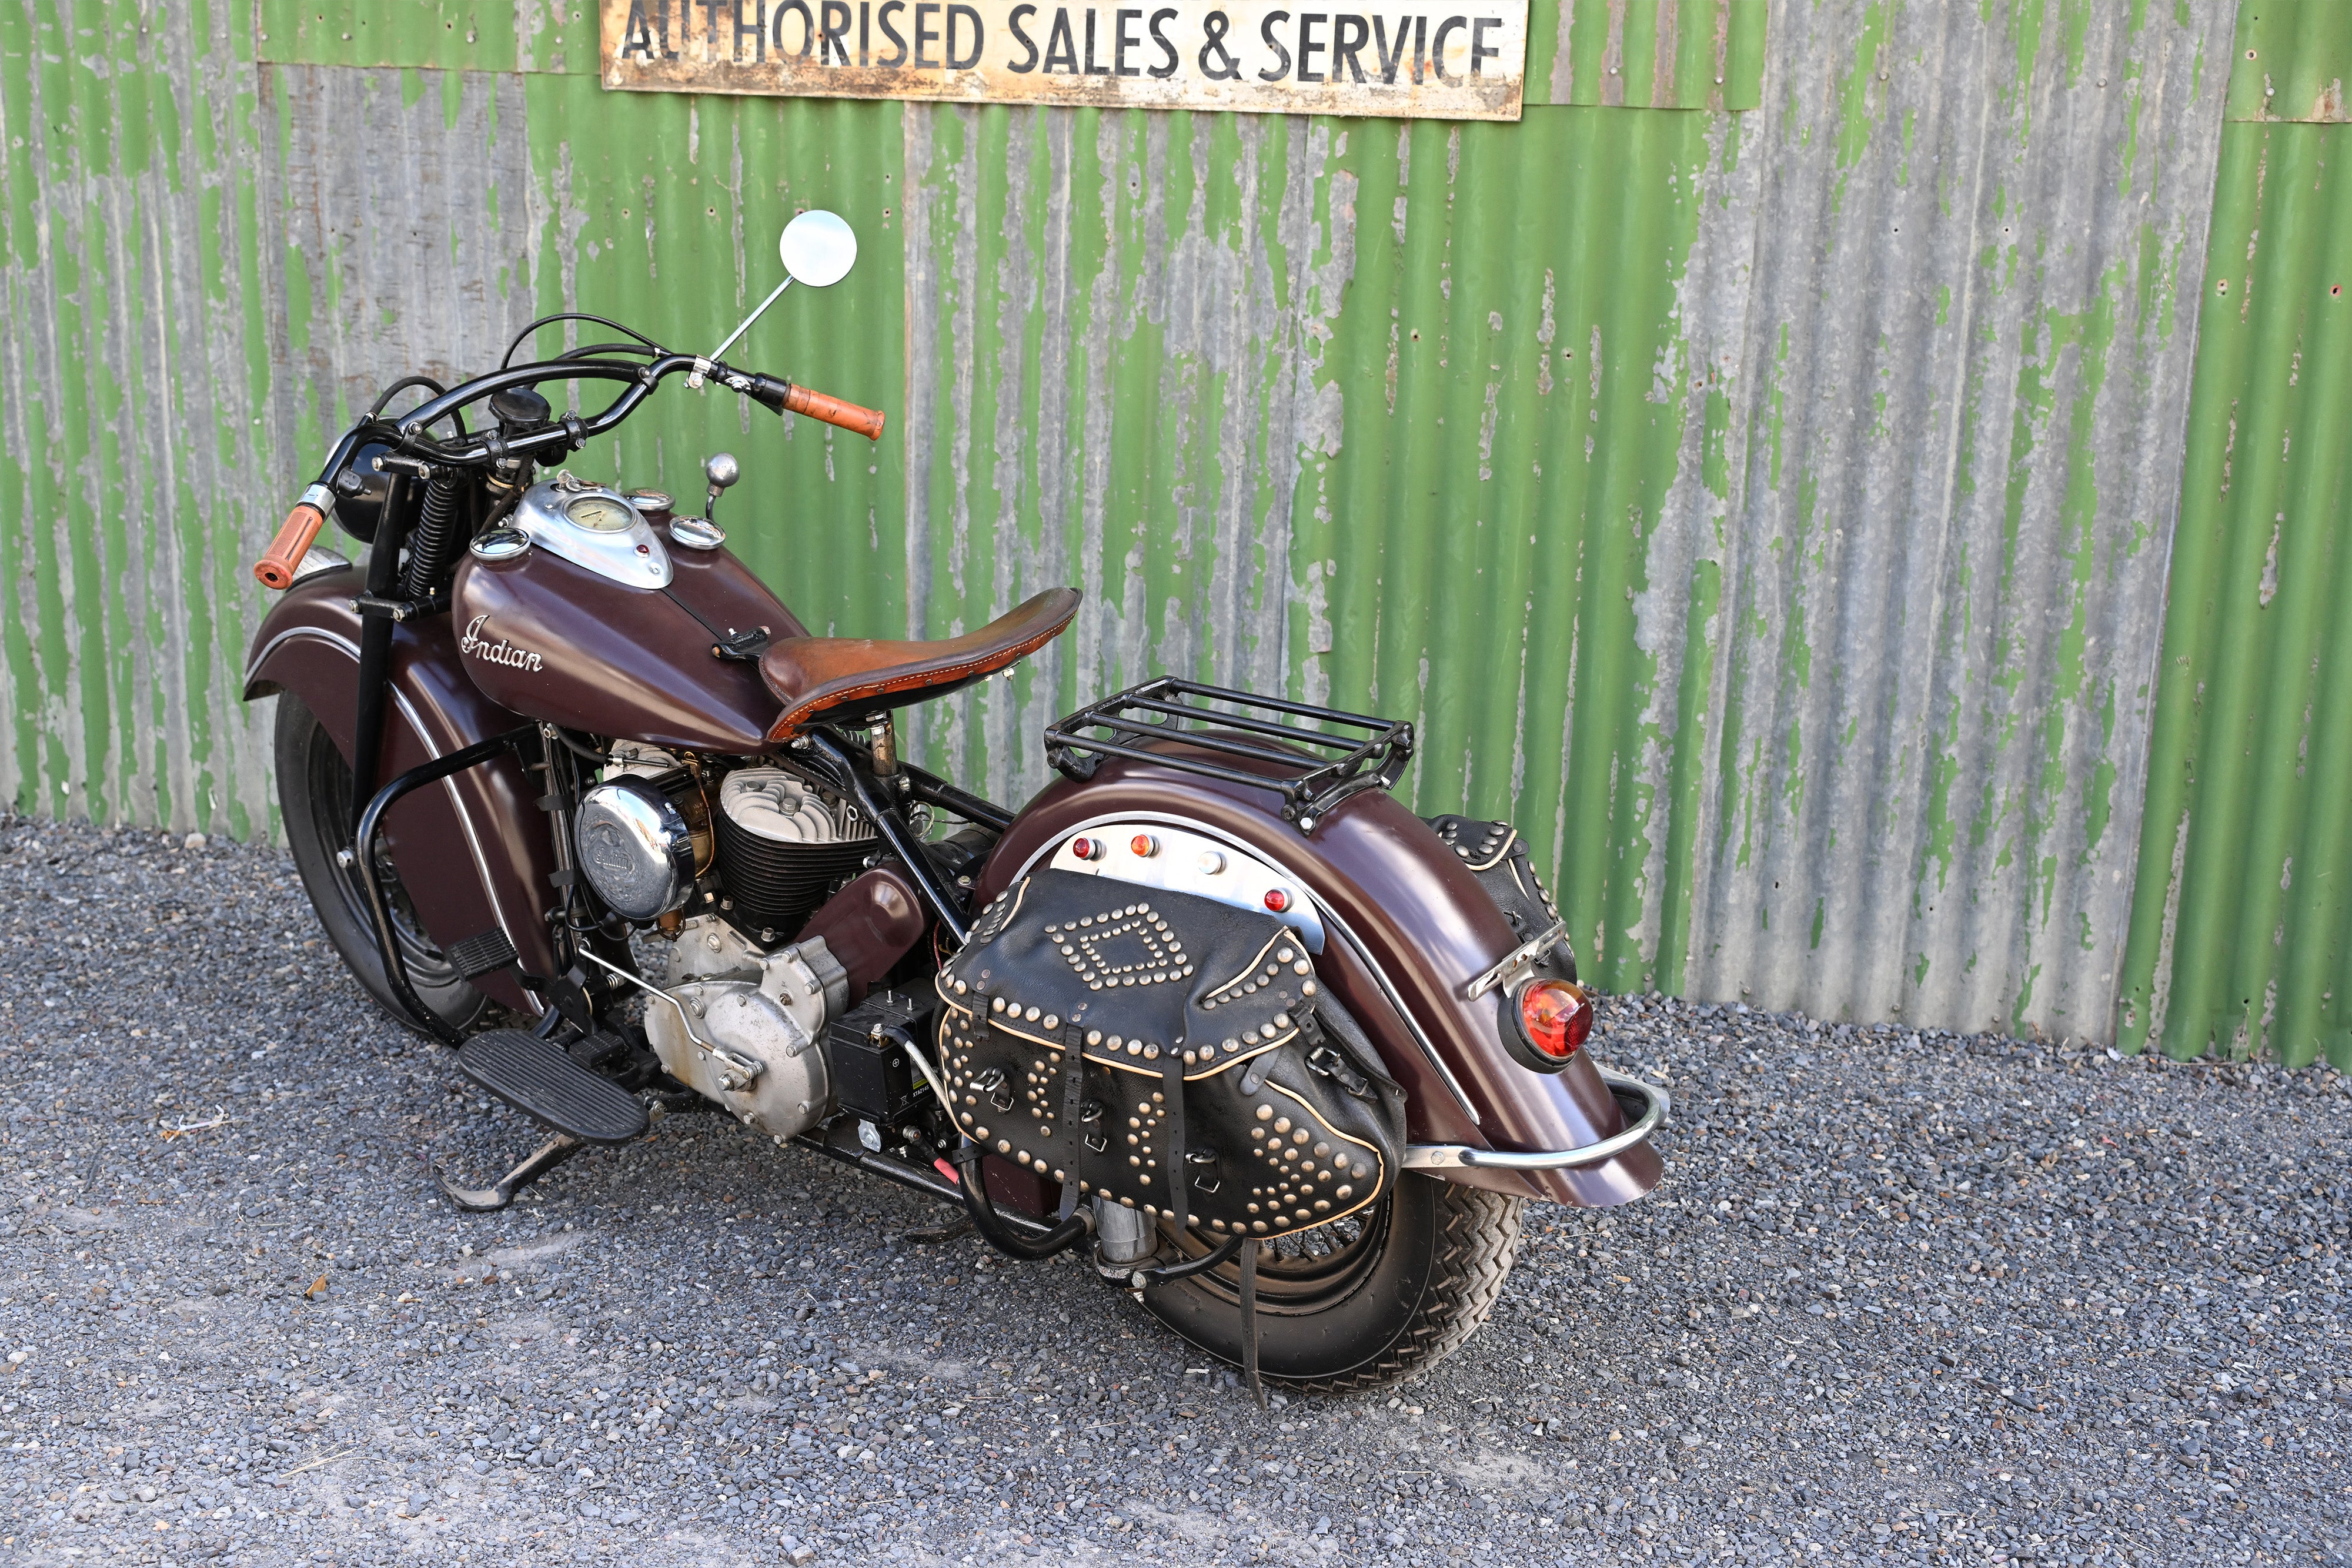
1274;1181;1524;1395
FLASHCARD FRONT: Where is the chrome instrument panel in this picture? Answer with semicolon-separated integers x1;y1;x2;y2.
510;476;672;589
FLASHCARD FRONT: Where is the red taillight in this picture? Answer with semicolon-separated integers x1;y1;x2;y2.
1070;836;1101;861
1263;888;1292;914
1516;978;1593;1060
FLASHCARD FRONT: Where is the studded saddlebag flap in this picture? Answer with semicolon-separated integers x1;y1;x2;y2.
933;868;1399;1241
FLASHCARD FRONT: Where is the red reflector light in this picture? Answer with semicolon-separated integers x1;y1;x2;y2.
1070;836;1101;861
1517;978;1593;1059
1263;888;1291;913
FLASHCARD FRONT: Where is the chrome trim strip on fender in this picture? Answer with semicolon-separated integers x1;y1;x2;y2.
1007;810;1483;1125
1401;1067;1668;1172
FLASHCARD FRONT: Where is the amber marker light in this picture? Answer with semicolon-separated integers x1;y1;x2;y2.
1130;833;1159;857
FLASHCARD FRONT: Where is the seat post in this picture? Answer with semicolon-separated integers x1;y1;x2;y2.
870;711;901;777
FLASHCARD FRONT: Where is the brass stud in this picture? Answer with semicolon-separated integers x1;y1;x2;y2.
1336;1184;1354;1199
1301;980;1317;996
1274;1116;1293;1134
996;1139;1011;1154
1255;1105;1274;1121
1314;1141;1331;1158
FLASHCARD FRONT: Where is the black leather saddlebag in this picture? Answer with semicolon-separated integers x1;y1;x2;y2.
933;868;1398;1241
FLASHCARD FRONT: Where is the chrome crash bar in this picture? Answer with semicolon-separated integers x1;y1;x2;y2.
1402;1067;1669;1172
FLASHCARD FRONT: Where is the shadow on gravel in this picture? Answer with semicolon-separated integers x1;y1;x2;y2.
0;815;2345;1567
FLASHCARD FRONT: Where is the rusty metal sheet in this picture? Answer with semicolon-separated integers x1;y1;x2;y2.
597;0;1529;118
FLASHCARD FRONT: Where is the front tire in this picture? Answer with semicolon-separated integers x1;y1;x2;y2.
1141;1173;1523;1393
273;690;488;1035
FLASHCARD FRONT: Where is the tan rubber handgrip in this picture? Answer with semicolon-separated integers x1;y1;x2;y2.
254;503;327;590
783;384;887;441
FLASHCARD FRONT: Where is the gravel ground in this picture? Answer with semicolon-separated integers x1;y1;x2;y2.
1;813;2347;1568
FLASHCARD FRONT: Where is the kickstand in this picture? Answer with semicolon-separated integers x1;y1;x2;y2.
436;1133;587;1213
1240;1238;1265;1409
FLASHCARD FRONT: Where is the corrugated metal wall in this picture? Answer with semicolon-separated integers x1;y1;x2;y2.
6;1;2301;1058
1672;2;2234;1041
2119;1;2352;1068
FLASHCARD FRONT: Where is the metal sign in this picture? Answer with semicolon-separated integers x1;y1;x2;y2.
599;0;1527;119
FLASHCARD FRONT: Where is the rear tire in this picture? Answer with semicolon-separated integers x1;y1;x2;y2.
273;690;488;1035
1141;1173;1523;1393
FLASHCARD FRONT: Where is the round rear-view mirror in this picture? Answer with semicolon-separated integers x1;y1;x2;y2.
779;210;857;287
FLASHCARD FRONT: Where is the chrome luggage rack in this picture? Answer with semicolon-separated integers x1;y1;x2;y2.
1042;676;1414;830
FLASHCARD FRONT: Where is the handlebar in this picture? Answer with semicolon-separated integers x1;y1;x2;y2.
253;490;331;589
253;342;891;588
780;382;886;440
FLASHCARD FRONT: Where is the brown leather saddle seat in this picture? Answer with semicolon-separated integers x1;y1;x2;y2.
759;587;1080;740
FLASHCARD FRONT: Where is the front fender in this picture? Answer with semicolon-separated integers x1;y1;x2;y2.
243;567;559;1013
976;747;1663;1208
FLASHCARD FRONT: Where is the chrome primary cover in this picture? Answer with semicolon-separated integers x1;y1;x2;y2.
511;474;673;589
574;777;696;920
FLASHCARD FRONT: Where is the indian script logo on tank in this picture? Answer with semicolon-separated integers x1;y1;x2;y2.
599;0;1526;119
460;615;547;674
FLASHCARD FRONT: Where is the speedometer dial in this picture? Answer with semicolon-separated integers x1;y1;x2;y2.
564;495;635;533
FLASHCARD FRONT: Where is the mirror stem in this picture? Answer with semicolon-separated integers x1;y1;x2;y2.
709;275;793;363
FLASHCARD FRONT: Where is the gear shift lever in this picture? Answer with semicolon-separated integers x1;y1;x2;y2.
703;451;740;523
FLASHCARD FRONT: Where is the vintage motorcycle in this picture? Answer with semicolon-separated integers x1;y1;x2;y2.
243;209;1667;1393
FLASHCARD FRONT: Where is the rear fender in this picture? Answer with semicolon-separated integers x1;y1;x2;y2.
975;748;1662;1208
243;567;559;1014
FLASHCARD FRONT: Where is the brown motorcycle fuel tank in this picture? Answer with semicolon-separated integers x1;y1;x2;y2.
451;512;807;753
977;741;1664;1209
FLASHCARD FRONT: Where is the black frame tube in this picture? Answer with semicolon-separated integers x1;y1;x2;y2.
352;724;537;1047
346;469;416;826
803;729;974;944
902;761;1015;833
